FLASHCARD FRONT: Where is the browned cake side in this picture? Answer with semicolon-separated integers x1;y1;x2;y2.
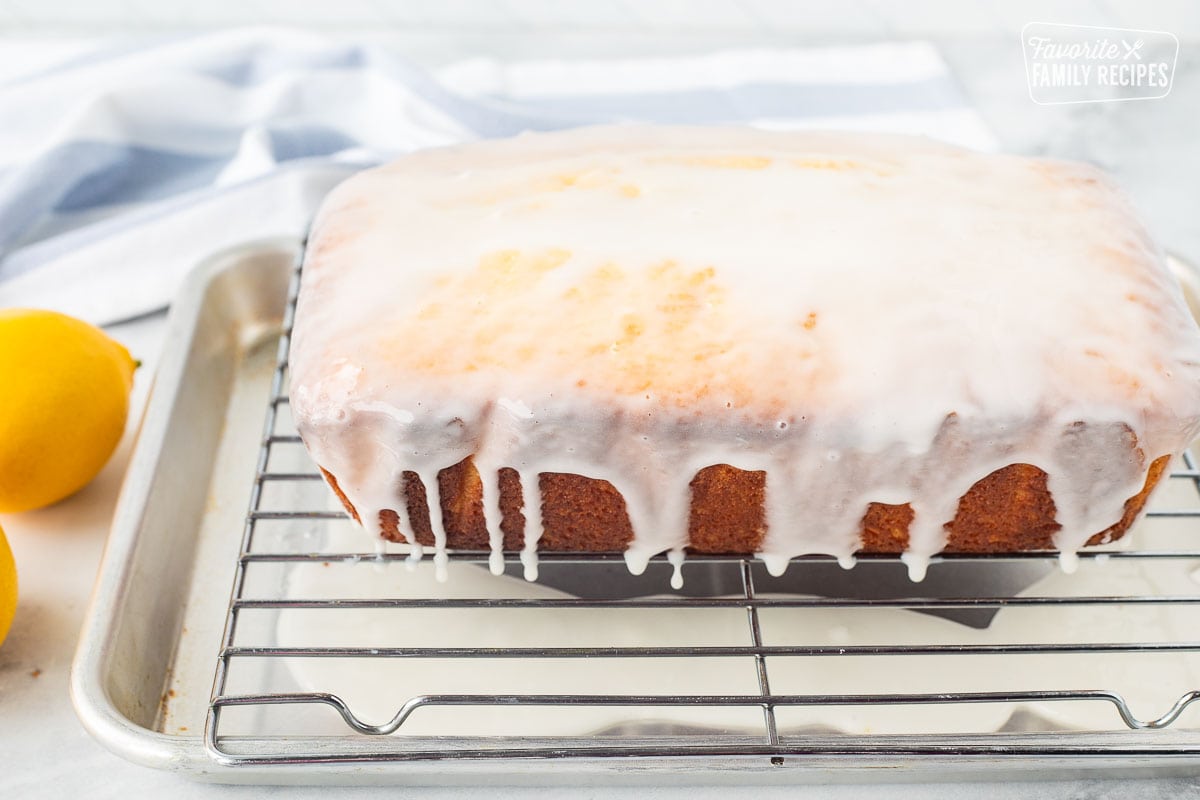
320;453;1170;556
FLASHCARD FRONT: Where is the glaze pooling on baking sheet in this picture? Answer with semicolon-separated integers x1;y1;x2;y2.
289;125;1200;582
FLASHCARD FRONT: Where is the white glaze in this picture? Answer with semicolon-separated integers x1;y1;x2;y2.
289;125;1200;582
667;548;685;591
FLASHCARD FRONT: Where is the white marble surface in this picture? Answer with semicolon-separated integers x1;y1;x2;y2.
3;19;1200;798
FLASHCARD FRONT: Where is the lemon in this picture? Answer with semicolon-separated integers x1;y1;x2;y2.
0;309;136;513
0;524;15;646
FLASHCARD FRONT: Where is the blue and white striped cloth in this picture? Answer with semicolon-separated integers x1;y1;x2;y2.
0;29;995;326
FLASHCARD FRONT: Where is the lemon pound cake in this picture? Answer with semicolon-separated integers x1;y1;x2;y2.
289;125;1200;583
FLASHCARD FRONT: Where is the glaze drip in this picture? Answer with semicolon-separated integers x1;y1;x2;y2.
519;470;544;581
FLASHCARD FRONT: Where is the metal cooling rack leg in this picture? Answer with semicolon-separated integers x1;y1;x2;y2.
740;560;779;747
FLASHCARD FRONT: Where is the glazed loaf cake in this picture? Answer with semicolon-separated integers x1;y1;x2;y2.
289;125;1200;582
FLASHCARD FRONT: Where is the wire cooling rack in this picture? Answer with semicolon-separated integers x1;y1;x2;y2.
206;258;1200;767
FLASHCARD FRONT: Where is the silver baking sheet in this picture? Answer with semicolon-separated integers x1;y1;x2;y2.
70;239;1200;783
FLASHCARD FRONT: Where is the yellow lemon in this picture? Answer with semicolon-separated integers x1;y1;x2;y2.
0;524;15;646
0;309;136;513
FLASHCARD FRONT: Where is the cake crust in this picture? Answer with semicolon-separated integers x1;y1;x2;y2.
321;454;1170;560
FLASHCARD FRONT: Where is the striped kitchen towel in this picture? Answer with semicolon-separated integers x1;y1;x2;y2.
0;28;994;326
